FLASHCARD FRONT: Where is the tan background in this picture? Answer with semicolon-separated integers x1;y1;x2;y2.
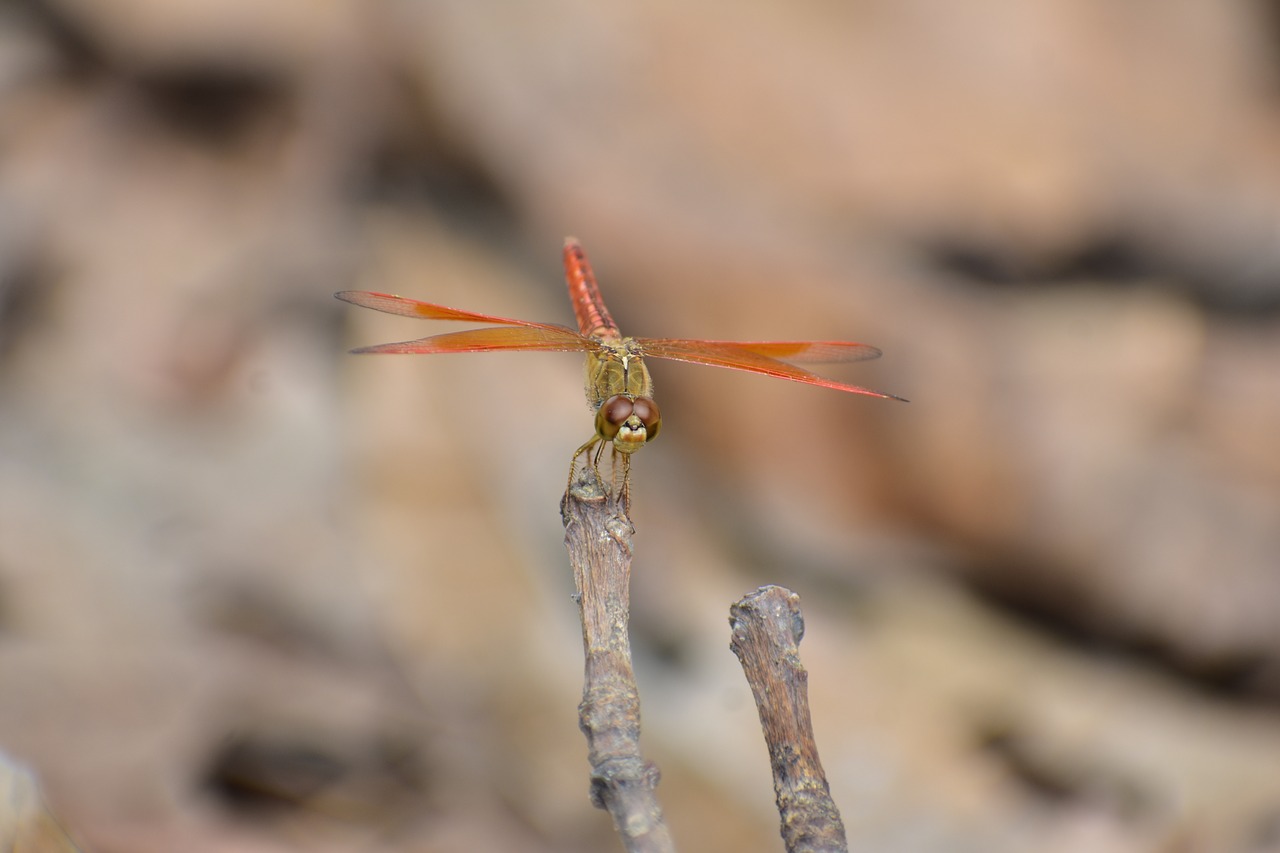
1;0;1279;850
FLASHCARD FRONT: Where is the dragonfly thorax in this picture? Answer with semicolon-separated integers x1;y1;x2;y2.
584;337;652;409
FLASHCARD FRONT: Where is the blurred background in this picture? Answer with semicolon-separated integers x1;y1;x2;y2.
1;0;1279;850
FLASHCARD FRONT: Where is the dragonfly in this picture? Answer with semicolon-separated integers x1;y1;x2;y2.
336;238;905;502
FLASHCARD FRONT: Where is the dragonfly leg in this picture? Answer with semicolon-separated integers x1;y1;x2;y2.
619;451;632;513
567;437;629;510
569;436;603;493
598;446;631;512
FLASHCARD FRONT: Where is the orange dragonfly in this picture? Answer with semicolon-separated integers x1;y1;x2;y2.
336;238;904;497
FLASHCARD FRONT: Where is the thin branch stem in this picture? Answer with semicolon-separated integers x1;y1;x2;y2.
730;585;848;853
561;467;675;853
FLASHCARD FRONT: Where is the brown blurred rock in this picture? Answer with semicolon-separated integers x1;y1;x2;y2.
2;0;1280;851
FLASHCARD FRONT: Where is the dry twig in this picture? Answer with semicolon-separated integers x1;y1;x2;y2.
730;585;848;853
560;467;675;853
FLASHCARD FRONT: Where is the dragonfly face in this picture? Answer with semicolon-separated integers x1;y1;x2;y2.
596;393;661;453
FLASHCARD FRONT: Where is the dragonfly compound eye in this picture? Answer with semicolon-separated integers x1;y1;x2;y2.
596;395;635;440
629;397;660;440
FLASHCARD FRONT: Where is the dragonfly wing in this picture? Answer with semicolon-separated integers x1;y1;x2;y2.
336;290;573;333
688;340;882;363
351;325;599;355
638;338;906;401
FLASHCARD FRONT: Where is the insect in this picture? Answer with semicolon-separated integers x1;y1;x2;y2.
336;238;904;501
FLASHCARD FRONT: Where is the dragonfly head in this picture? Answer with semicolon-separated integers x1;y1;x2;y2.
596;395;661;453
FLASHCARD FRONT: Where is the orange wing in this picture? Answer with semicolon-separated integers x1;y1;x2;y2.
636;338;907;401
336;291;574;332
350;326;600;355
692;340;883;363
336;290;598;355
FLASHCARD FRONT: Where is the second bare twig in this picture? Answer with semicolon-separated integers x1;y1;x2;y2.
730;585;848;853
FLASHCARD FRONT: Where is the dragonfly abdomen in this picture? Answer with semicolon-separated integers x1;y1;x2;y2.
564;237;620;339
